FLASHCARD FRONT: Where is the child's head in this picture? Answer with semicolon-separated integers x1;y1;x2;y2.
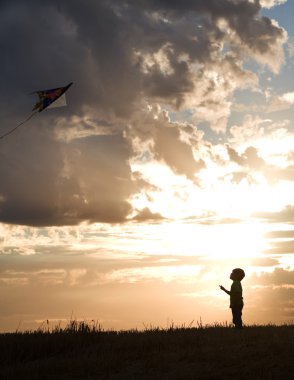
230;268;245;281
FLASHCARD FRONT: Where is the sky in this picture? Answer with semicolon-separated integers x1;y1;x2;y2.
0;0;294;332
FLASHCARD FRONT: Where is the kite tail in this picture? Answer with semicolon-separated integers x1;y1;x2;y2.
0;111;38;140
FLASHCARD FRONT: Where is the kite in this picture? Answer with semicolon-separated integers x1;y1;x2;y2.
0;82;73;140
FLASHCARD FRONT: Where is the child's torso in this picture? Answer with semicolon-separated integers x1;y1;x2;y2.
230;280;243;307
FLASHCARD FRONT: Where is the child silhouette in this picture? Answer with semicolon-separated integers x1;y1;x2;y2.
220;268;245;329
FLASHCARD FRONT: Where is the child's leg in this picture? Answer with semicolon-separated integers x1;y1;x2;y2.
232;306;243;328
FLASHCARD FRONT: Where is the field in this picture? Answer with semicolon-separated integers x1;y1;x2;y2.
1;321;294;380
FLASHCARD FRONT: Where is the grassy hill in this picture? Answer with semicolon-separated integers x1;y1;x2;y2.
1;321;294;380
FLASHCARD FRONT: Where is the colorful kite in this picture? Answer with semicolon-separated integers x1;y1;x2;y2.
0;82;73;140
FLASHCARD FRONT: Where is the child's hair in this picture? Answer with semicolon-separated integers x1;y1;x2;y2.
232;268;245;281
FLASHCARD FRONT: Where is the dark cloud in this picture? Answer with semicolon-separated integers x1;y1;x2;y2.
0;131;135;226
0;0;285;117
0;0;287;226
0;1;209;115
127;0;286;68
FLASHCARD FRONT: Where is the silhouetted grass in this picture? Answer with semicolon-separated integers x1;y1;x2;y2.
1;320;294;379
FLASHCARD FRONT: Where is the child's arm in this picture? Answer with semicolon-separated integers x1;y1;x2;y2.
219;285;230;295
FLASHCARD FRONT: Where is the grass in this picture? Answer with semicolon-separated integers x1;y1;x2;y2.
1;320;294;379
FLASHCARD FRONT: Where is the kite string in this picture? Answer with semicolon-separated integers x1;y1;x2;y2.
0;111;38;140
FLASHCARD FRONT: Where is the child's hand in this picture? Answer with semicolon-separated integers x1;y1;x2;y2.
219;285;225;291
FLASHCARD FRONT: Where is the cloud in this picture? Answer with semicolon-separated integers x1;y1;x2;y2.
265;230;294;239
253;205;294;224
128;105;205;181
132;207;165;222
250;257;279;267
246;284;294;322
226;145;265;169
265;165;294;184
287;39;294;57
250;268;294;286
228;115;292;144
184;214;242;225
227;118;294;185
268;91;294;112
246;268;294;322
0;0;286;119
0;0;288;226
263;240;294;255
132;0;287;73
229;115;269;143
0;131;135;226
260;0;288;9
230;171;256;184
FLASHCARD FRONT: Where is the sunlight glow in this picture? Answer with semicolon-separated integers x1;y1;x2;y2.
105;265;203;283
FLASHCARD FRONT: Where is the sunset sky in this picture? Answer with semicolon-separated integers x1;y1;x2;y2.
0;0;294;332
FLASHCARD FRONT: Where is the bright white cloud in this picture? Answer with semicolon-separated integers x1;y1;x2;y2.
260;0;288;9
